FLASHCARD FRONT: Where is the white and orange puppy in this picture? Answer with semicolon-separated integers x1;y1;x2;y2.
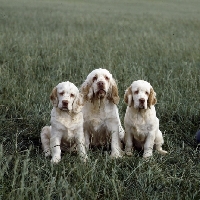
124;80;167;158
80;68;124;158
40;81;87;163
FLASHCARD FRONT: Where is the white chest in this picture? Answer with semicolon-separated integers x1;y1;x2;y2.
51;109;83;131
128;110;155;141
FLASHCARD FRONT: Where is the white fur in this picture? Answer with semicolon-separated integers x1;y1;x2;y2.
40;81;87;163
80;68;125;158
124;80;167;158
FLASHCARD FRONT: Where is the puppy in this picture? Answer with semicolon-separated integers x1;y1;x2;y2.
80;68;125;158
124;80;167;158
40;81;87;163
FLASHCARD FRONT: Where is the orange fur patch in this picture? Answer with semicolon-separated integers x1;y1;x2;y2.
107;79;120;105
81;84;91;102
124;86;132;104
50;87;57;102
147;88;157;108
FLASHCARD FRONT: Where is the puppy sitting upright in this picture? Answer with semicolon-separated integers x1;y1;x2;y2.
40;81;87;163
80;68;125;158
124;80;167;158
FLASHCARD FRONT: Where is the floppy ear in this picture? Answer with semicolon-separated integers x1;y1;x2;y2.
107;78;120;105
147;87;157;108
80;81;93;102
50;87;58;107
72;93;84;113
124;86;133;107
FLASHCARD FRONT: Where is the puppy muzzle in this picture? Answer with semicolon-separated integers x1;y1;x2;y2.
97;89;106;98
139;98;146;109
61;100;69;110
96;81;106;98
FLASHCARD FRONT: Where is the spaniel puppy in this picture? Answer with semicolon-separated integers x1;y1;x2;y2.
124;80;167;158
40;81;87;163
80;68;125;158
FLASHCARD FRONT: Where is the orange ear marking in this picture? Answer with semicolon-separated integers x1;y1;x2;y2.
72;94;84;113
80;83;90;101
147;88;157;108
50;87;58;107
124;86;132;104
107;79;120;105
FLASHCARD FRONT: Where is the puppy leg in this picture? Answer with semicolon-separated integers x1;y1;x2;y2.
40;126;51;157
84;130;90;150
143;132;155;158
107;120;123;158
75;128;88;162
155;130;168;155
125;129;133;156
50;135;62;163
110;134;122;158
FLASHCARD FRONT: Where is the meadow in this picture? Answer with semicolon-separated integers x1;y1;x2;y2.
0;0;200;199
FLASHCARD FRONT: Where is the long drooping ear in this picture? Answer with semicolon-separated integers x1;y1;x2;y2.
147;87;157;108
50;87;58;107
80;81;93;102
124;86;133;107
107;78;120;105
72;93;84;113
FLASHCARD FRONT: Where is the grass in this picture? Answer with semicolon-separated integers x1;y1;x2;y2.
0;0;200;199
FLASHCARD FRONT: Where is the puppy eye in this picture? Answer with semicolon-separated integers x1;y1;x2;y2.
134;90;139;94
59;92;64;96
93;76;97;82
145;91;149;95
104;76;109;81
70;93;75;98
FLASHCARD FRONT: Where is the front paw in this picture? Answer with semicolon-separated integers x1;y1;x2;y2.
44;149;51;157
110;151;123;158
80;155;88;163
143;151;152;158
158;150;168;155
125;151;133;156
51;156;61;164
125;147;133;156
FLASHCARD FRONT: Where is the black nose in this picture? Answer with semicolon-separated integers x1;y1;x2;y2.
139;98;145;104
97;81;104;89
62;100;68;107
97;81;104;87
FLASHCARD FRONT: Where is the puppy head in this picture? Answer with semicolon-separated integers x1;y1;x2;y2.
124;80;157;109
80;68;119;104
50;81;82;113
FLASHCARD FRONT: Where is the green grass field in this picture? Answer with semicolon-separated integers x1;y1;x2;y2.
0;0;200;199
